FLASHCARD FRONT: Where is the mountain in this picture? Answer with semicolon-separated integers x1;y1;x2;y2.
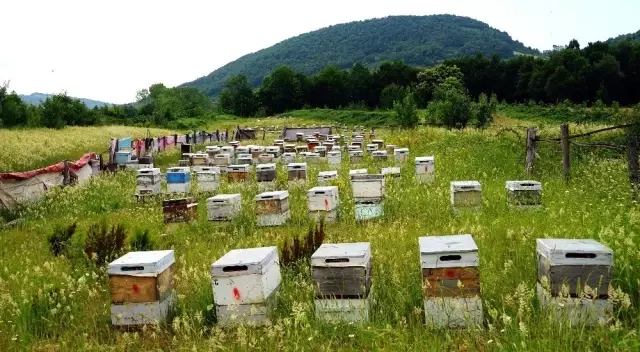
606;29;640;44
181;15;539;97
19;93;111;108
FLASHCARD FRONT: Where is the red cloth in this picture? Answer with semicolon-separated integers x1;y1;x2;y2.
0;153;97;181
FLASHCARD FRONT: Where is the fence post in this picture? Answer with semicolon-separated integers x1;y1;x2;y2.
627;129;640;198
560;124;570;181
225;129;229;142
525;127;537;175
263;128;266;140
63;161;70;186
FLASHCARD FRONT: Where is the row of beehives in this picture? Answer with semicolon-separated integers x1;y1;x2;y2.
108;236;614;327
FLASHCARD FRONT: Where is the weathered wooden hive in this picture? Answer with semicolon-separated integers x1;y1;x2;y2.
180;143;192;154
506;181;542;208
366;144;378;153
256;163;277;183
287;163;307;183
349;150;363;164
196;166;220;192
381;167;401;178
235;153;253;166
327;150;342;165
205;146;221;158
235;146;250;157
347;145;361;152
372;139;384;149
214;153;232;167
250;146;265;163
166;167;191;194
351;174;385;221
108;250;175;326
419;234;483;327
211;247;281;326
190;153;208;166
162;197;198;223
229;141;240;148
318;170;338;185
394;148;409;162
207;194;241;221
307;139;320;152
255;191;290;226
115;151;133;165
372;150;388;161
349;169;368;176
281;152;297;164
136;168;161;195
308;186;339;222
296;132;305;141
265;146;281;158
305;152;321;164
220;146;235;157
315;146;327;157
257;153;274;164
227;164;251;182
322;142;334;151
284;143;297;153
536;239;613;325
295;146;308;154
312;243;372;323
351;141;363;149
415;156;435;183
450;181;482;208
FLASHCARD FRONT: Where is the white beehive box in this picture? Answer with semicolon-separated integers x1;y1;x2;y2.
136;168;161;195
266;146;281;157
227;164;251;182
196;167;220;192
372;139;384;149
381;167;401;178
354;201;384;221
349;169;368;176
251;146;265;162
349;150;363;164
372;150;388;161
305;152;322;164
506;180;542;208
351;174;384;201
190;153;209;166
207;194;241;221
287;163;307;183
314;146;327;157
220;146;235;156
327;151;341;165
166;167;191;194
108;250;175;326
229;141;240;148
284;143;297;152
423;297;483;328
394;148;409;162
281;152;296;164
450;181;482;208
347;145;361;152
318;170;338;185
419;234;479;269
257;153;274;164
236;153;253;165
235;146;250;156
206;146;221;158
308;186;339;211
366;144;378;153
214;153;232;167
415;156;435;183
255;191;290;226
536;283;613;327
210;247;281;306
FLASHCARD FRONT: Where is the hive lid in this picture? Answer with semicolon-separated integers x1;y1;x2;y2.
220;146;234;151
287;162;307;170
116;151;132;155
255;190;289;201
227;164;251;172
327;150;341;156
282;152;296;157
349;151;363;156
236;146;250;151
451;181;481;191
205;146;220;151
207;194;241;202
250;146;265;151
196;167;220;174
311;242;371;267
506;180;542;191
315;146;327;151
108;250;175;276
415;156;435;164
266;146;280;152
419;234;478;254
349;169;368;175
306;153;320;157
308;186;338;196
318;170;338;177
237;154;252;158
192;153;208;158
137;168;161;176
256;163;277;171
536;239;613;266
394;148;409;153
351;174;383;181
167;167;190;174
211;246;279;276
381;167;401;176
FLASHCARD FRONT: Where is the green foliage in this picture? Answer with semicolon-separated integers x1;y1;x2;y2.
427;77;472;129
41;94;96;128
130;228;154;251
218;75;258;117
415;64;465;104
280;220;325;267
258;66;308;114
84;221;127;265
47;222;77;257
393;93;418;128
379;84;409;109
471;93;498;128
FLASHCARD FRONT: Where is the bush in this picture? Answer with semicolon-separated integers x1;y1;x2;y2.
130;229;154;251
47;222;77;257
84;221;127;264
393;93;419;128
281;220;325;267
427;79;472;129
471;93;498;128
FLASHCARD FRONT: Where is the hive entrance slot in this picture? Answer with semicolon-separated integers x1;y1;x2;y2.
439;255;462;261
315;191;325;194
222;265;248;272
565;253;596;259
521;183;536;187
120;266;145;271
325;258;349;263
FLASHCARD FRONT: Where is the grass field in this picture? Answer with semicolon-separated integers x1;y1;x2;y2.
1;116;639;351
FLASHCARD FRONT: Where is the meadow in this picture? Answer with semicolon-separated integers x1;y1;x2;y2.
1;115;639;351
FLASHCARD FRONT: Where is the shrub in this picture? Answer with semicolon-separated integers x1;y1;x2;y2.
130;228;154;251
47;222;77;257
427;78;472;129
281;220;325;267
393;93;418;128
84;221;127;264
471;93;498;128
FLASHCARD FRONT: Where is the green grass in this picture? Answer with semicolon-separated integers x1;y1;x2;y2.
1;117;639;351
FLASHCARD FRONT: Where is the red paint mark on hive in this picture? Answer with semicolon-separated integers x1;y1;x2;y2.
444;269;456;279
233;287;241;301
324;199;329;210
132;284;140;294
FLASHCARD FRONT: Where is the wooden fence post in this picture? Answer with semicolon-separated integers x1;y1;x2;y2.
63;161;70;186
627;129;640;197
525;127;537;175
560;124;571;181
263;128;266;140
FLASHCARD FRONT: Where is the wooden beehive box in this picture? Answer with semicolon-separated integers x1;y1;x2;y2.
190;153;208;166
307;140;320;152
220;146;235;156
255;191;290;226
394;148;409;162
347;145;361;152
311;243;372;298
284;143;297;153
351;141;363;149
108;250;175;326
136;168;161;195
305;152;322;164
354;201;384;221
250;146;265;161
327;151;341;165
162;197;198;223
229;141;240;148
349;150;363;164
351;174;384;201
287;163;307;182
281;152;297;164
536;239;613;297
318;170;338;185
214;153;232;167
295;146;308;154
207;194;241;221
235;146;250;156
372;150;388;161
415;156;435;183
366;144;378;153
206;146;220;158
256;163;277;182
372;139;384;149
450;181;482;208
226;164;251;182
381;167;401;178
265;146;281;157
506;181;542;208
349;169;368;176
322;142;334;151
308;186;339;211
236;153;253;165
296;133;304;141
166;167;191;194
196;167;220;193
315;146;327;157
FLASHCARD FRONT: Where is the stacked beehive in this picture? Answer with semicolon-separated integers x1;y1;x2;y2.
287;163;307;184
281;152;296;164
166;167;191;194
227;164;251;182
312;243;372;323
308;186;339;222
415;156;435;183
372;150;388;161
351;174;385;221
419;234;483;328
255;191;290;226
394;148;409;162
349;150;363;164
318;170;338;185
211;247;281;326
536;239;613;325
190;153;208;166
327;150;341;165
450;181;482;209
207;194;241;222
108;250;175;326
162;197;198;223
256;163;277;190
136;168;161;195
506;181;542;208
195;166;220;193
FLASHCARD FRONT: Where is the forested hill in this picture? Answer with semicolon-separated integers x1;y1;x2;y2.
181;15;539;96
20;93;110;108
607;30;640;45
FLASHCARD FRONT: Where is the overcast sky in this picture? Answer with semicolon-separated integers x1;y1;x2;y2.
1;0;638;104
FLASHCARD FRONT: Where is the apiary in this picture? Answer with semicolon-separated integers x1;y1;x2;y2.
207;194;241;221
349;150;363;164
281;152;297;164
381;167;401;178
284;143;297;153
236;153;253;166
372;139;384;149
305;152;321;164
366;144;378;153
211;246;281;326
250;146;265;163
327;150;342;165
196;167;220;192
108;250;175;326
308;186;339;222
354;201;383;221
419;234;482;328
166;167;191;194
266;146;281;158
312;243;372;322
287;163;307;183
349;169;368;176
206;146;221;158
115;151;133;165
394;148;409;162
295;146;309;154
415;156;435;183
136;168;161;195
162;197;198;223
372;150;388;161
227;164;251;182
190;153;209;166
506;181;542;208
256;163;277;183
351;174;384;201
318;170;338;185
450;181;482;208
255;191;290;226
315;146;327;157
214;153;232;167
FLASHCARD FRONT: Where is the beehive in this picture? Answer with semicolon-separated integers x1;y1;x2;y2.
287;163;307;183
206;146;221;158
351;141;363;149
265;146;281;158
366;144;378;153
305;152;322;164
312;243;372;322
180;143;192;154
220;146;235;156
322;142;334;151
284;143;297;153
229;141;240;148
296;132;305;141
394;148;409;162
207;194;241;221
196;167;220;192
315;146;327;157
372;139;384;149
349;150;363;164
214;153;232;167
308;186;339;222
419;234;483;328
255;191;290;226
162;197;198;223
381;167;401;178
415;156;435;183
354;201;384;221
372;150;388;161
327;151;342;165
256;163;277;183
506;181;542;208
450;181;482;208
115;151;133;165
136;168;161;195
235;146;250;157
273;139;285;147
307;140;320;152
190;153;208;166
250;146;265;162
351;174;384;201
318;170;338;185
349;169;368;176
211;247;281;326
137;156;154;170
295;146;308;154
166;167;191;194
108;250;175;326
257;153;274;164
227;164;251;182
281;152;297;164
347;145;361;152
236;153;253;166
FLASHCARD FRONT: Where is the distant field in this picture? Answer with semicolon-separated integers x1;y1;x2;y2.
1;115;638;350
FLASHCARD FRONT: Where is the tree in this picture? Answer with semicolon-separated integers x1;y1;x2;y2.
427;77;472;129
218;75;258;116
309;66;348;108
379;84;409;109
258;66;306;115
393;92;418;128
0;92;30;127
416;64;465;104
347;62;374;107
136;89;150;103
471;93;497;128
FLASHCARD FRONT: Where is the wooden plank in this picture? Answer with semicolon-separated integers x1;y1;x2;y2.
227;172;250;182
422;267;480;281
313;265;371;298
256;199;290;215
110;265;174;304
537;257;611;297
424;277;480;298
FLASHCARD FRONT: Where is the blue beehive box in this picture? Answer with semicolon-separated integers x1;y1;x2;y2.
115;151;132;165
167;167;191;184
118;137;133;150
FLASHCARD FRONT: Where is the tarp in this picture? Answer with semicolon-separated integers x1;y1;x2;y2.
0;152;97;181
282;127;333;141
